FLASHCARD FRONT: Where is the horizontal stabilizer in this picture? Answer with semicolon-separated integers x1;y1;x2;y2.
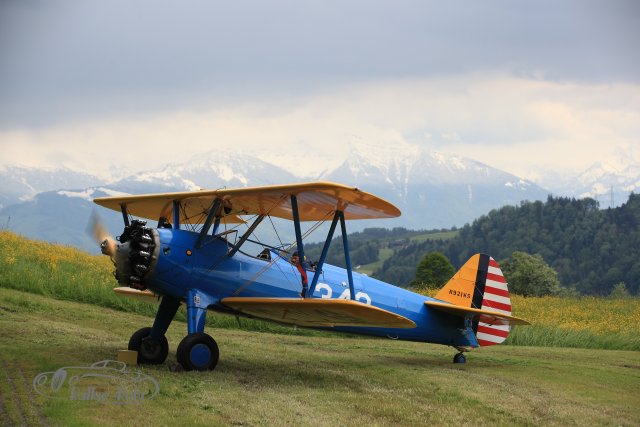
113;287;161;303
425;301;530;326
222;297;416;328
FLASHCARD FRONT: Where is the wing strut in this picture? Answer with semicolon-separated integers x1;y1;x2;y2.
291;195;309;297
339;211;356;301
196;198;221;249
173;200;180;230
291;195;305;266
307;210;355;301
211;216;221;236
120;204;130;227
308;210;341;297
227;215;266;257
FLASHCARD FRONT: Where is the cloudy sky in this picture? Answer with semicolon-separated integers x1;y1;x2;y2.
1;0;638;181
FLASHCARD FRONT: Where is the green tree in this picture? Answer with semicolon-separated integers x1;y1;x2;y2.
609;282;630;299
413;252;455;289
501;251;561;297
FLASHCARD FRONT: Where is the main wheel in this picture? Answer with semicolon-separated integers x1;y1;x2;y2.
128;327;169;365
453;352;466;364
176;333;219;371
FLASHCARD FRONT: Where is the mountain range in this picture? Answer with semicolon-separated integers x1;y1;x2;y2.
0;165;103;209
1;143;637;253
550;162;640;207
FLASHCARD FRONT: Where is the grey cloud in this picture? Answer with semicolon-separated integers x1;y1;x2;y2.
1;0;638;129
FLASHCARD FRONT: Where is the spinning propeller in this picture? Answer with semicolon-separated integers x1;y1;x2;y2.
88;211;116;257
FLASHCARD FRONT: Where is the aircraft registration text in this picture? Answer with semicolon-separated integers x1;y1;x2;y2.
449;289;471;299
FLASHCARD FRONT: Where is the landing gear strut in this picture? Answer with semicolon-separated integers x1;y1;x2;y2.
453;352;466;364
177;333;220;371
128;327;169;365
128;293;220;371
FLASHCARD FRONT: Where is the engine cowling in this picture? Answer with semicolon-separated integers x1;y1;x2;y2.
114;219;158;290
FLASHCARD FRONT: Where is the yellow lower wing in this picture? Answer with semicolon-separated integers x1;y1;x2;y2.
425;301;530;325
222;297;416;328
113;287;161;303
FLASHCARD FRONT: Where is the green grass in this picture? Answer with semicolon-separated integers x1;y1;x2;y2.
355;247;395;276
409;230;459;243
506;295;640;351
1;287;639;426
507;324;640;351
2;230;640;351
355;229;459;275
0;231;327;337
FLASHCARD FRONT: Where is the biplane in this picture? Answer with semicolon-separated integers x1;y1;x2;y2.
92;182;529;371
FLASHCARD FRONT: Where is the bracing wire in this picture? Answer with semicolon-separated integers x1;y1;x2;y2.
232;209;334;296
204;194;289;274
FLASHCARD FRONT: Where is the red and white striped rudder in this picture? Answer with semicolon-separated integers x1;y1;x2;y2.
433;253;523;348
476;257;511;346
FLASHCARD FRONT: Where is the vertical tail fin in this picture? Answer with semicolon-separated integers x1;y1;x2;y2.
435;254;513;347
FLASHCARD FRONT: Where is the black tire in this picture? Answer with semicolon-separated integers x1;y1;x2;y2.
453;353;466;364
128;327;169;365
176;333;219;371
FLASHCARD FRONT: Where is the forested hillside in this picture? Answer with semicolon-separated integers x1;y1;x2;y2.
303;227;457;274
374;193;640;295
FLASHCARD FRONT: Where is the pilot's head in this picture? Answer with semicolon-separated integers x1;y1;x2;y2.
291;252;300;264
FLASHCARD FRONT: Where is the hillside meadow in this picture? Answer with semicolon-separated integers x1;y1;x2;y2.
1;231;639;425
1;230;639;350
1;287;639;426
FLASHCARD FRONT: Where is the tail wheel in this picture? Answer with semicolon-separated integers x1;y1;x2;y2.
453;352;466;364
177;333;219;371
128;327;169;365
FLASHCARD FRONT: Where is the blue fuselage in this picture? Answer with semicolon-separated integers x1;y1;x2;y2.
145;229;478;349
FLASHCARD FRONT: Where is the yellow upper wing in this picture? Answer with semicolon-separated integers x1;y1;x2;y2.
93;181;401;224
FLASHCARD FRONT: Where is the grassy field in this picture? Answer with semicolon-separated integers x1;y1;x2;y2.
507;295;640;350
1;231;640;425
1;287;639;426
409;230;459;243
1;230;640;350
350;229;459;276
0;231;324;337
355;247;395;276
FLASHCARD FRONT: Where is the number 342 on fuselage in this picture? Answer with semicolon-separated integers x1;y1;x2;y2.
93;181;529;371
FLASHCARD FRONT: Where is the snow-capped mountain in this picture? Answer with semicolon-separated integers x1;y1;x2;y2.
1;143;551;251
0;151;301;252
572;162;639;202
111;150;299;194
323;140;548;228
0;187;128;250
542;162;640;206
0;165;103;209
